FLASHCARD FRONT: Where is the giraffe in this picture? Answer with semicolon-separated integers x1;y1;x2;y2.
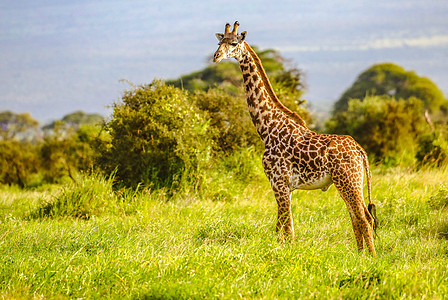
213;21;379;256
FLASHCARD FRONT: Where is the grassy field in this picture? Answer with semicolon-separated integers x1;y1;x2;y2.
1;166;448;299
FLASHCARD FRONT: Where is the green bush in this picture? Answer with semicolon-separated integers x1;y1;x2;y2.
416;128;448;167
197;146;265;202
40;122;103;183
193;88;262;153
327;95;426;162
98;80;212;189
0;140;40;187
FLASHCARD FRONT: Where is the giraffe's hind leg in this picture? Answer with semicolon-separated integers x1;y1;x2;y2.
334;182;376;256
358;206;376;256
347;201;375;255
347;209;365;251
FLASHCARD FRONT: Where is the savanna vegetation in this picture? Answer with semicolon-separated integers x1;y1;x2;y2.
1;48;448;299
327;63;448;165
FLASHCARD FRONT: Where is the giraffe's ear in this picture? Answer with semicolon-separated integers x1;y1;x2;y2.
238;31;247;43
215;33;224;42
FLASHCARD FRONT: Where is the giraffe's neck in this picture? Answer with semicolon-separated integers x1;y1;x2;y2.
237;42;307;142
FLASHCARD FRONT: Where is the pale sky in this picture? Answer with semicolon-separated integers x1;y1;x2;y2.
1;0;447;122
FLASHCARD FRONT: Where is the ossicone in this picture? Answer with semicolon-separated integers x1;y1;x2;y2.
215;21;247;43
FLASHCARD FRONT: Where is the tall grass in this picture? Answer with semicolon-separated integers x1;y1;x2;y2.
26;173;118;219
0;165;447;298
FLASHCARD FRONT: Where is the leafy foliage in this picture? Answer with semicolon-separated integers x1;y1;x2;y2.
416;127;448;167
43;111;104;131
192;88;262;153
0;111;39;141
166;61;242;94
3;56;448;192
327;96;427;161
333;63;447;114
0;140;40;187
0;112;104;187
40;122;103;183
98;81;212;188
328;63;447;164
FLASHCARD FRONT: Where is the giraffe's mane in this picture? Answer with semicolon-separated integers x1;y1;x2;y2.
244;42;307;128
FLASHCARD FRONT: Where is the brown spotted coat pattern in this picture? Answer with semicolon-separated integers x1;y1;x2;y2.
213;22;376;256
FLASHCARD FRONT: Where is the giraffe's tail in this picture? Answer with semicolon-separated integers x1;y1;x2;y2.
360;147;379;235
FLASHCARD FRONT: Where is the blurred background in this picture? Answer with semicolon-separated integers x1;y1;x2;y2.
1;0;447;122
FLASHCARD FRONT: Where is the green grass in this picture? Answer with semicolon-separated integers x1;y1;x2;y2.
0;167;448;299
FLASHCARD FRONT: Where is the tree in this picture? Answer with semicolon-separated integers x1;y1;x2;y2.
166;61;242;93
0;111;41;186
328;63;448;162
43;111;104;131
333;63;447;114
0;111;39;141
62;111;103;127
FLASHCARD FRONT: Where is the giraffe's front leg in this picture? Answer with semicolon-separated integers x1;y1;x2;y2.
273;185;294;240
263;155;294;240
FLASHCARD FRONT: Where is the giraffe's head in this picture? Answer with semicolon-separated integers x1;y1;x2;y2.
213;21;247;63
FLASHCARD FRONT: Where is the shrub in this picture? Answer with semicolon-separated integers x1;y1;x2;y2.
40;122;102;183
98;81;212;189
327;95;426;161
416;128;448;167
192;88;262;153
0;140;40;187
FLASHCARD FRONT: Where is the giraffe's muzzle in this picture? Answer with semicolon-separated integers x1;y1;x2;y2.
213;51;223;63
